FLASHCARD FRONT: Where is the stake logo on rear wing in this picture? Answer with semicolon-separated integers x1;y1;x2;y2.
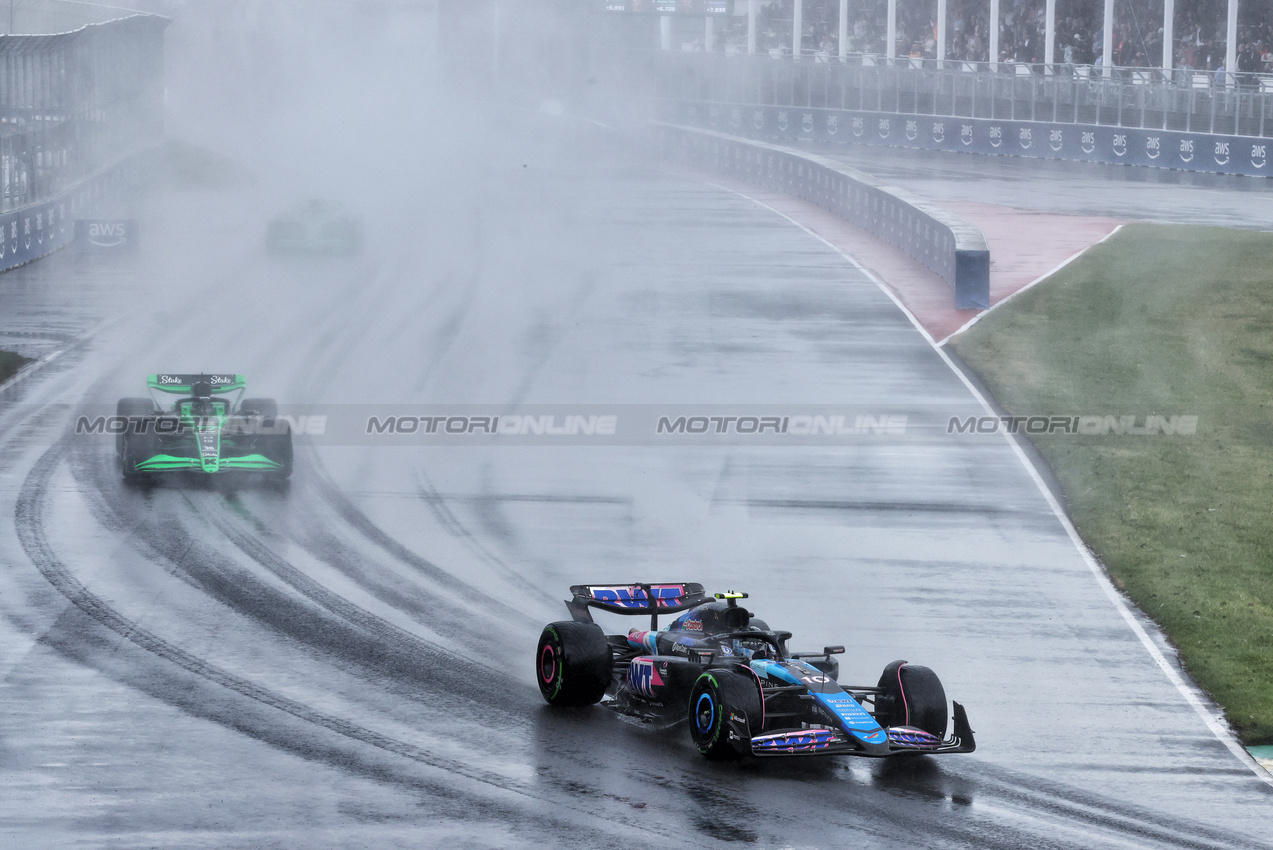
148;374;245;394
567;582;710;629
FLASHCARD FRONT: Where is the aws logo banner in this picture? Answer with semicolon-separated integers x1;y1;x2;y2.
708;104;1271;177
74;219;138;252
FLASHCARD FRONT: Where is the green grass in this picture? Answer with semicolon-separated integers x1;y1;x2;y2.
0;350;31;384
952;223;1273;745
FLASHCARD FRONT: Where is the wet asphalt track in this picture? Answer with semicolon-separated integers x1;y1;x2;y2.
815;142;1273;226
1;120;1272;848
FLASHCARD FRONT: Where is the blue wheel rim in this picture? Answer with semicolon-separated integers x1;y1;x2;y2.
695;692;715;733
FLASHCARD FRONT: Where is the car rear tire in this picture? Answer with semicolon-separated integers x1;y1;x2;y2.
115;398;154;455
536;621;611;707
876;661;948;739
689;670;762;760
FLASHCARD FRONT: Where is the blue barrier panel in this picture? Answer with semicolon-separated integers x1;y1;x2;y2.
673;101;1273;177
657;123;991;309
0;156;142;273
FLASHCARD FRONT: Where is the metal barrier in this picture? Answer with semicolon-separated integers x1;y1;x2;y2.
0;10;166;272
651;52;1273;140
658;123;990;309
667;99;1273;176
1;14;168;214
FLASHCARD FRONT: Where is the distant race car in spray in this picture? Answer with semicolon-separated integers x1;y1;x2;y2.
536;583;975;760
115;374;292;483
266;199;362;255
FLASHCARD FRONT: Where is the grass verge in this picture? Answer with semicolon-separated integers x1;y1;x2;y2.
0;350;31;385
952;223;1273;746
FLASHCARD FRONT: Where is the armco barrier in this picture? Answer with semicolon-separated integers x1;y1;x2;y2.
670;101;1273;178
658;123;990;310
0;155;144;273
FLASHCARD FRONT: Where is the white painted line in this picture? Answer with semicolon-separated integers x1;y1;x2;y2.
706;180;1273;789
0;311;132;395
938;223;1128;346
940;353;1273;789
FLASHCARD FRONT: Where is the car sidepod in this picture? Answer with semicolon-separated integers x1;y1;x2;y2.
620;654;704;710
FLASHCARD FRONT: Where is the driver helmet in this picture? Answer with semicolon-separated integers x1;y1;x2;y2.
188;380;214;416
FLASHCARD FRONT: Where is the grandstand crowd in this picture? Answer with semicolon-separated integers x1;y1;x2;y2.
715;0;1273;74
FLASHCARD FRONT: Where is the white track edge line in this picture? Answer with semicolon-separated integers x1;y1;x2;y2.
938;223;1129;346
707;179;1273;787
0;311;133;395
701;180;937;347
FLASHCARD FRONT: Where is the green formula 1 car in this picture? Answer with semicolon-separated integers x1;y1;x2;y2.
115;374;292;483
266;199;362;255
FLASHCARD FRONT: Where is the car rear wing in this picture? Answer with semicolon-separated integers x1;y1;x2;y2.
567;582;710;630
148;374;246;394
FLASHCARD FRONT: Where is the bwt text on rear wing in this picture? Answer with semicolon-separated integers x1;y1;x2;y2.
566;582;710;629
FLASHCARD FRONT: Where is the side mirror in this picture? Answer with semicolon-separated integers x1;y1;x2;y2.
792;645;844;660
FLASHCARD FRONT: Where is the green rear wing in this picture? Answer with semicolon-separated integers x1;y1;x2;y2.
147;374;246;394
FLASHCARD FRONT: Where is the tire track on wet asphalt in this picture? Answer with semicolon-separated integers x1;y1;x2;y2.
959;760;1270;850
412;469;560;607
44;249;539;716
282;452;547;628
15;438;674;847
634;753;1255;850
304;455;532;619
194;486;521;669
72;251;535;662
240;251;549;624
67;435;516;718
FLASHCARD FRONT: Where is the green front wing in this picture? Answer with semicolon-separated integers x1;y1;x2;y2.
133;453;287;473
123;420;292;479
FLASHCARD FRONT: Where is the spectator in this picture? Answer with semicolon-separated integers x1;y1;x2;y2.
1237;41;1260;86
741;0;1273;75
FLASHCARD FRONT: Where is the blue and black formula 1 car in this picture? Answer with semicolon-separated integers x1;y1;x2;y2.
115;374;292;483
536;583;975;760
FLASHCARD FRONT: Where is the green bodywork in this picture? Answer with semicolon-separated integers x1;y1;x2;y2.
126;374;287;475
134;453;286;473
